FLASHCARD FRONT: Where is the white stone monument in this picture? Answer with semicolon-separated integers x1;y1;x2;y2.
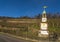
38;6;49;38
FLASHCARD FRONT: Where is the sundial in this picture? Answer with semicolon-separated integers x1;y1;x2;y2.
38;6;49;38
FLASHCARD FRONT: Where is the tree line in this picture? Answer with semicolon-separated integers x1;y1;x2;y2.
0;12;60;19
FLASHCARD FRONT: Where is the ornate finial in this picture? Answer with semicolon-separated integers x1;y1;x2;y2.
43;6;47;9
42;6;47;14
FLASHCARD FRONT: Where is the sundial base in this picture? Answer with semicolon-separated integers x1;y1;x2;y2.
38;30;49;38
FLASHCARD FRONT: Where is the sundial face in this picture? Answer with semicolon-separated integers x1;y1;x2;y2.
41;23;47;30
42;18;47;22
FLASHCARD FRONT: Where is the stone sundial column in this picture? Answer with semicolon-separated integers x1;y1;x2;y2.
38;6;49;38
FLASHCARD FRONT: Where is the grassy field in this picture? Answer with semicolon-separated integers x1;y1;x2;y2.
0;19;60;40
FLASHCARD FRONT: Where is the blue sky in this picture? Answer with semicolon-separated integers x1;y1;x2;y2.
0;0;60;17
